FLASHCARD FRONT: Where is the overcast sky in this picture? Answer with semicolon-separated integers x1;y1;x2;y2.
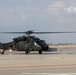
0;0;76;44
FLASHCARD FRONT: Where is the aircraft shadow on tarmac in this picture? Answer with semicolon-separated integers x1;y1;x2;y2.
0;48;58;55
15;48;58;55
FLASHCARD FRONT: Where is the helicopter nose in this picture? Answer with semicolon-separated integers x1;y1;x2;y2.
41;45;49;51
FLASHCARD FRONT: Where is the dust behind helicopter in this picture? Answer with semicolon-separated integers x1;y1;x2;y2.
0;30;76;55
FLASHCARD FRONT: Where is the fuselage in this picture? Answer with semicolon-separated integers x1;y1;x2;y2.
0;36;49;54
14;39;49;51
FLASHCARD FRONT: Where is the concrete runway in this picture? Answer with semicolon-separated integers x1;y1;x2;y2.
0;48;76;75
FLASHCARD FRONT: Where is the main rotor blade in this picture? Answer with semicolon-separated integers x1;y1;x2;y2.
0;32;26;34
0;31;76;34
34;32;76;34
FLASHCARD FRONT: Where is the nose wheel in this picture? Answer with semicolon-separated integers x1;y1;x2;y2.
39;50;42;54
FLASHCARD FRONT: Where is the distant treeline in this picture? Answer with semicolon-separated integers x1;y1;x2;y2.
48;43;76;45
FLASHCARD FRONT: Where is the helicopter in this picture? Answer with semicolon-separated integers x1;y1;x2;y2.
0;30;76;54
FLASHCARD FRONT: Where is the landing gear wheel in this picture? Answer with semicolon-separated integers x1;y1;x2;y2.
2;52;4;55
39;50;42;54
1;50;6;55
25;49;29;54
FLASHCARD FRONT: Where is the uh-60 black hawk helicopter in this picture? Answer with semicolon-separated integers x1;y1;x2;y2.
0;30;76;55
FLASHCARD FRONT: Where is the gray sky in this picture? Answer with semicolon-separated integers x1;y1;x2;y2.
0;0;76;44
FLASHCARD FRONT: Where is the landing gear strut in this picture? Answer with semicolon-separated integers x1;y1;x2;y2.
39;50;42;54
25;49;29;54
0;50;6;54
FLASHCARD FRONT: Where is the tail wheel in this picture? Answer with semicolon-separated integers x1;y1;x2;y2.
39;50;42;54
2;52;4;54
1;50;6;55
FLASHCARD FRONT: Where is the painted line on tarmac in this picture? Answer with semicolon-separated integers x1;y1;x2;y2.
21;73;76;75
0;65;76;71
21;73;66;75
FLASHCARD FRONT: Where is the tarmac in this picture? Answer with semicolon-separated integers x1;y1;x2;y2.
0;47;76;75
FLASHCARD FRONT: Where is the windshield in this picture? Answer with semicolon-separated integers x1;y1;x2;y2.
36;40;46;46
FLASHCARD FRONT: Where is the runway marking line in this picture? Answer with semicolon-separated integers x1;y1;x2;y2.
0;65;76;71
21;73;66;75
21;73;76;75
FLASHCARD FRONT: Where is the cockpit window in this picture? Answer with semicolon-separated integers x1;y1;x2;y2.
34;42;40;47
36;40;46;45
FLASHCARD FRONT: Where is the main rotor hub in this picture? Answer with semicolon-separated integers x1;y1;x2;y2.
25;30;34;35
